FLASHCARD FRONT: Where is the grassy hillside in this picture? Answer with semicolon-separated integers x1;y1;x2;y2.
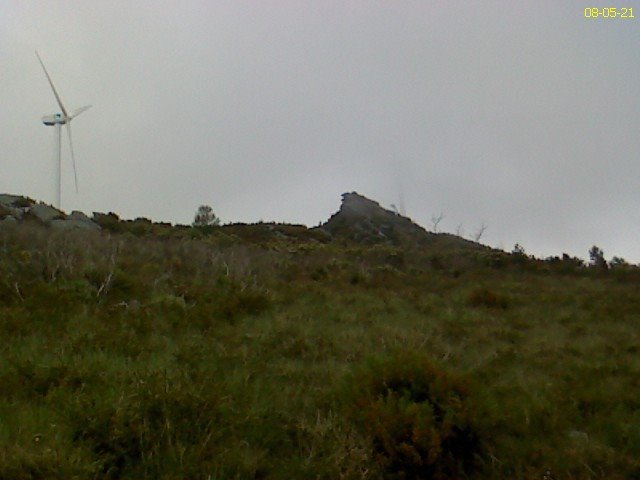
1;216;639;479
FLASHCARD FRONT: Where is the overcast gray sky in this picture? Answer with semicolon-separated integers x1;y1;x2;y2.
2;1;639;261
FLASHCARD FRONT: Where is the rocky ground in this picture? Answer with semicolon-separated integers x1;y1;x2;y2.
0;194;100;230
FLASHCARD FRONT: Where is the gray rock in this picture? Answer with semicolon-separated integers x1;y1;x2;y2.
0;194;31;207
0;195;101;231
68;210;91;222
568;430;589;443
0;195;32;220
9;206;31;217
29;203;65;223
5;206;26;220
70;211;101;230
50;219;100;231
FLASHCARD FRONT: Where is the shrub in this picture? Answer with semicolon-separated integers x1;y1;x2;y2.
192;205;220;228
125;218;154;237
468;287;509;309
216;286;272;320
477;251;508;269
182;280;272;326
544;253;585;273
510;243;531;266
610;256;629;268
589;245;608;270
59;279;96;304
23;282;76;316
342;353;482;480
430;254;445;271
92;212;123;232
13;197;32;208
310;266;329;281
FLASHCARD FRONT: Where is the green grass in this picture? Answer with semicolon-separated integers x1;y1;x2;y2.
0;223;639;478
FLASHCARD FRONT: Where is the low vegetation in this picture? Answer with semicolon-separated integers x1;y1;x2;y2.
1;217;639;479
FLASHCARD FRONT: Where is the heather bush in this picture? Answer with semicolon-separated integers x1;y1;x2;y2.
468;286;509;309
342;352;482;479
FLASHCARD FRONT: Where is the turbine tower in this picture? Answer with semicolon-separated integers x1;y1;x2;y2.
36;51;91;209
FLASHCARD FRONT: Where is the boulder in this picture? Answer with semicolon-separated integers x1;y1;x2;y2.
68;210;92;222
29;203;65;223
6;207;25;220
0;194;32;208
0;204;11;219
50;218;101;231
0;194;33;219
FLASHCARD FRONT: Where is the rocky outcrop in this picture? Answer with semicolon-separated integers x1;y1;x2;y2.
319;192;430;245
0;194;100;230
319;192;488;254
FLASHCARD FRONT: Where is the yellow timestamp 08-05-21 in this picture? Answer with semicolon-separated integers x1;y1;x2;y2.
584;7;634;18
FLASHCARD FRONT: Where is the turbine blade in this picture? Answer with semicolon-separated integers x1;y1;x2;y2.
71;105;92;119
66;124;79;194
35;51;69;118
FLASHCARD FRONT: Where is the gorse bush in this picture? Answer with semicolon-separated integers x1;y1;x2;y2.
342;352;482;479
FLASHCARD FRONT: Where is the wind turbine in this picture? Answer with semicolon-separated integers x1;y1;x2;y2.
36;51;91;209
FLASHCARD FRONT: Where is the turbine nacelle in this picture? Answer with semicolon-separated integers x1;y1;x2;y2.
41;105;92;126
42;113;67;126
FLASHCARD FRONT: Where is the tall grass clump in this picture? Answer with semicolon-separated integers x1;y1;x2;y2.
341;352;483;479
67;369;225;479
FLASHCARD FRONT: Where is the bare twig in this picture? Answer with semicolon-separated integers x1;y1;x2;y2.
14;282;24;303
431;213;444;233
473;222;487;242
97;270;113;298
